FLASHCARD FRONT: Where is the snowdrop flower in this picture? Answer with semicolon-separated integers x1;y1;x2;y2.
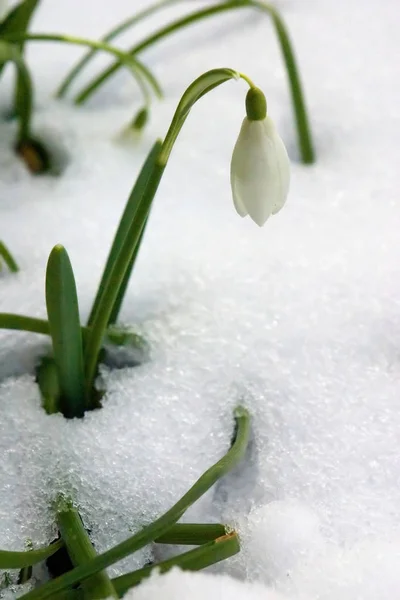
231;87;290;226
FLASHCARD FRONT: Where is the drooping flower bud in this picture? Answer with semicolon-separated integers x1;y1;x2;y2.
230;87;290;226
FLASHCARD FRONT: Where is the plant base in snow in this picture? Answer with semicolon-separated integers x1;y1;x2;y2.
0;407;250;599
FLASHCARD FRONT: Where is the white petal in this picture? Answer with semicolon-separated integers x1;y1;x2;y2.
230;173;248;217
230;116;290;226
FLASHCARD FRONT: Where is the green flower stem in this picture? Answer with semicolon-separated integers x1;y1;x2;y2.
57;501;118;599
69;0;314;163
0;241;19;272
113;532;240;596
0;539;63;569
45;246;86;418
56;0;180;99
0;41;32;141
84;69;249;392
1;32;162;105
154;523;226;545
19;407;250;600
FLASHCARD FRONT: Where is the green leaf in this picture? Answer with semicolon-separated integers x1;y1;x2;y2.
45;245;86;418
0;241;19;272
113;532;240;596
0;41;32;141
0;539;63;569
84;141;163;395
1;32;162;105
56;0;179;98
36;355;61;415
87;142;161;328
57;501;118;599
154;523;226;545
159;68;238;163
70;0;314;163
0;0;40;47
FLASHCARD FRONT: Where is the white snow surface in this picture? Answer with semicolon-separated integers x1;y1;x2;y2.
1;0;400;597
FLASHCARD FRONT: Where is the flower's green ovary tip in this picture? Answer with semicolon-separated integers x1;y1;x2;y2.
245;87;267;121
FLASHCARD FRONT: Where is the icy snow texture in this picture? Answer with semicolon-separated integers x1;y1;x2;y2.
123;569;288;600
1;0;400;596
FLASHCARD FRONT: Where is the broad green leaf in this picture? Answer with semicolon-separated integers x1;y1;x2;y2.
45;245;86;418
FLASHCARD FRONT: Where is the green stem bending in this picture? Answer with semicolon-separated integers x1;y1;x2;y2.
57;501;118;599
0;539;63;569
0;241;19;272
56;0;180;98
1;32;162;105
113;532;240;596
19;407;250;600
85;69;247;364
67;0;314;163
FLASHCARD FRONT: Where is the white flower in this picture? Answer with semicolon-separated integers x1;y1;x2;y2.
230;115;290;227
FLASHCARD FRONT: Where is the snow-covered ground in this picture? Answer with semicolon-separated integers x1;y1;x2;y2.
1;0;400;597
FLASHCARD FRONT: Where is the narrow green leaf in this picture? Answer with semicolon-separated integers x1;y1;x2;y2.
87;142;161;328
0;539;63;569
0;0;39;46
18;407;250;599
1;32;162;104
84;142;164;395
0;313;147;354
154;523;226;545
0;241;19;272
0;41;32;141
56;0;179;98
36;355;61;415
113;532;240;596
57;500;118;599
71;0;314;163
45;245;86;418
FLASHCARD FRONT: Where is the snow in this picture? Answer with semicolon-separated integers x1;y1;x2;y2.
124;569;288;600
1;0;400;597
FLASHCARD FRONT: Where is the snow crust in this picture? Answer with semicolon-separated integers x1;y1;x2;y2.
1;0;400;597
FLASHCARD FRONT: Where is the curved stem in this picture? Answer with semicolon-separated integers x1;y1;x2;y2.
19;407;250;600
70;0;314;163
83;69;249;394
56;0;180;98
1;32;162;105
